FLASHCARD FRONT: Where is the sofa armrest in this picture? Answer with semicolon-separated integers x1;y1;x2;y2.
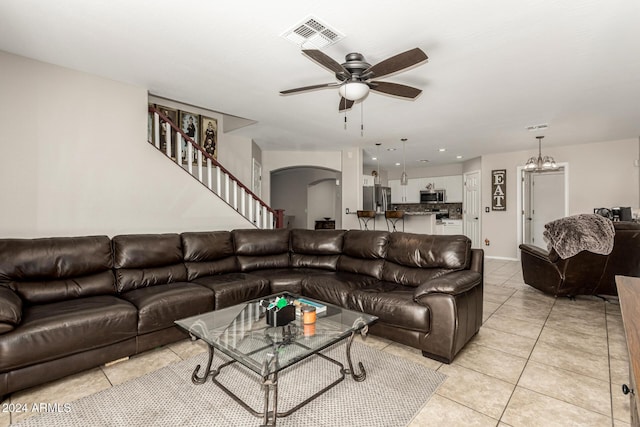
0;286;22;334
413;270;482;302
519;244;558;263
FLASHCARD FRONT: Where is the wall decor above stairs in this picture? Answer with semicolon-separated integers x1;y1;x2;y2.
148;106;282;229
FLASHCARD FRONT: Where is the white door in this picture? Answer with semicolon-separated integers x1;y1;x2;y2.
525;168;566;247
252;158;262;198
463;171;481;248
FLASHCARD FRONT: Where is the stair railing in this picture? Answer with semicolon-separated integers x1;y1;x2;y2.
148;106;281;229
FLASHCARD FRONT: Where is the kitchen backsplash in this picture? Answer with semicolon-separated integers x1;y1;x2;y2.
391;203;463;219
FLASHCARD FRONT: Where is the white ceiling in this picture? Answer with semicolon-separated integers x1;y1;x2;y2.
1;0;640;170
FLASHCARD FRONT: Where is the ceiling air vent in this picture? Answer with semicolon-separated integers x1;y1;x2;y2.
282;17;344;49
526;123;549;131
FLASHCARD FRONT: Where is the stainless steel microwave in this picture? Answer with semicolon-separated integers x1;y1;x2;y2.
420;190;445;203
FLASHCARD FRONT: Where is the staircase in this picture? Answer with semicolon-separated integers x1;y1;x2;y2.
148;106;281;229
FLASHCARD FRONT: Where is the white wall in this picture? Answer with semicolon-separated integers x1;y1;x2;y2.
463;157;482;174
270;167;341;229
0;51;254;238
262;150;342;204
481;138;639;259
341;148;362;230
387;163;464;180
307;179;338;229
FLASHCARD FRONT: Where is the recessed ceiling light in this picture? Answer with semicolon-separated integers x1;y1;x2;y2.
456;155;463;159
418;159;429;163
387;148;396;151
371;157;377;160
438;148;446;152
395;162;401;166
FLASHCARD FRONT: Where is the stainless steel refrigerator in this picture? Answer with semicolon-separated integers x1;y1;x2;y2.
363;185;391;212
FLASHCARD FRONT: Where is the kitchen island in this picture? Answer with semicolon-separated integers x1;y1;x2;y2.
348;211;437;233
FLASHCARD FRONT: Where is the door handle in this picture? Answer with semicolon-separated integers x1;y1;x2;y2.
474;217;478;220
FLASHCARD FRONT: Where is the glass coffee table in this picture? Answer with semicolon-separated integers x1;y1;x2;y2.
175;292;377;426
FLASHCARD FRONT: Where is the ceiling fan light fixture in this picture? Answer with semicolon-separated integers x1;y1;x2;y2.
338;82;369;101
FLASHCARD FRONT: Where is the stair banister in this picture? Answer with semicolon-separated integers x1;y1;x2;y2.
148;106;280;229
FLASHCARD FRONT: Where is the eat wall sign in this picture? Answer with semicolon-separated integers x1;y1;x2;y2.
491;169;506;211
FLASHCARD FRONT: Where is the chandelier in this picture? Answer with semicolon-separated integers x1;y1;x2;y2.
524;136;557;172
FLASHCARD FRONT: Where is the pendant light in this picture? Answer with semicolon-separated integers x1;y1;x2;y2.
524;136;558;172
400;138;408;185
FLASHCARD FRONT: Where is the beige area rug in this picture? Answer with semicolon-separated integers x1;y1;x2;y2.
12;341;446;427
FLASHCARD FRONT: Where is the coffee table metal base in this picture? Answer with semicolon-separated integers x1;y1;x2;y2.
190;328;368;426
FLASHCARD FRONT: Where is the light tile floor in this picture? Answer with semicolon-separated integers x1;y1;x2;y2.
0;259;630;426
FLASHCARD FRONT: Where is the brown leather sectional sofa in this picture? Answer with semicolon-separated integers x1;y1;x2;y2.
0;228;483;397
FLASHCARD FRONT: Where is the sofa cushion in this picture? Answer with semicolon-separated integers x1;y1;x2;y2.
342;230;389;259
290;230;344;271
337;231;389;279
119;283;214;334
0;295;138;372
382;263;451;288
181;231;239;280
251;268;331;294
0;236;115;304
0;286;22;331
385;233;471;270
301;272;378;307
113;234;187;292
233;229;291;271
190;273;269;309
348;282;430;333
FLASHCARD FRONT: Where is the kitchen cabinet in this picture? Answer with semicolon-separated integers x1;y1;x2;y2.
362;174;375;187
389;179;405;203
435;220;463;235
444;175;463;203
431;176;446;190
394;175;463;204
406;179;423;203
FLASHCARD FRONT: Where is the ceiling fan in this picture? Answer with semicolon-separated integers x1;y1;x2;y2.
280;48;428;111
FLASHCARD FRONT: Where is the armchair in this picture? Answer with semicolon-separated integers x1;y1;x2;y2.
520;221;640;297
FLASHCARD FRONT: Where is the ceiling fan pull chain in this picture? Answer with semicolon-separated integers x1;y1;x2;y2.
344;99;348;130
360;102;364;137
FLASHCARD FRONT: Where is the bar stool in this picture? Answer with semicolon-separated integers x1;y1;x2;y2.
356;210;376;230
385;210;405;232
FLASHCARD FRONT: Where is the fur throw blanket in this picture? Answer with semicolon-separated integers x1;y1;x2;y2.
543;214;615;259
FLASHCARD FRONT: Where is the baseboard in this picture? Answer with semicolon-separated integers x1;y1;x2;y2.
485;256;519;261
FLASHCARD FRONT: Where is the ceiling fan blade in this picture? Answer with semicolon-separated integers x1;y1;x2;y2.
338;97;354;112
369;81;422;99
364;48;428;79
303;50;351;77
280;83;338;95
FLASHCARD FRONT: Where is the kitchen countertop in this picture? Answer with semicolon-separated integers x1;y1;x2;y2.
403;211;437;216
346;211;464;218
346;211;437;216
